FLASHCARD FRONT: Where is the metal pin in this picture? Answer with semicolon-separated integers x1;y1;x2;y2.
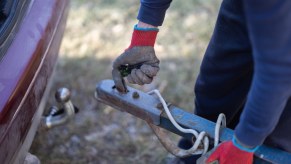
132;91;140;99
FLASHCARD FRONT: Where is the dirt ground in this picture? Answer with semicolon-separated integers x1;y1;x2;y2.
30;0;220;163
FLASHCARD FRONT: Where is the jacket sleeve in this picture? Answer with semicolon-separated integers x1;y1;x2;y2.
137;0;172;26
235;0;291;147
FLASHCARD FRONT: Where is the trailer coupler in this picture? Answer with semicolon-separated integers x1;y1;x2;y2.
95;79;291;164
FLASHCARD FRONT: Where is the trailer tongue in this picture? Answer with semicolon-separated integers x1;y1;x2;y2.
95;79;291;163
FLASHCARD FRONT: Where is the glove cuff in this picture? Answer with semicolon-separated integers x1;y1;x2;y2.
232;136;259;153
127;24;159;49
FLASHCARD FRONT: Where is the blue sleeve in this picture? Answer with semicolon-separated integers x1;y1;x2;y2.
137;0;172;26
235;0;291;147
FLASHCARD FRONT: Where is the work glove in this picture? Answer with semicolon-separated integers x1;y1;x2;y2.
112;25;160;93
206;137;258;164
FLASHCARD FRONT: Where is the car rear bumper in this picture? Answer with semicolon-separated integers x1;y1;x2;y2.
0;0;70;163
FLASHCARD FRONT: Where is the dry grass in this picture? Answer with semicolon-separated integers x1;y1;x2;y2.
30;0;220;163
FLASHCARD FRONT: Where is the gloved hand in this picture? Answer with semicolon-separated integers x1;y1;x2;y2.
206;137;258;164
112;25;160;92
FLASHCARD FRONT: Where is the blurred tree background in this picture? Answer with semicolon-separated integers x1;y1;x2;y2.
30;0;220;163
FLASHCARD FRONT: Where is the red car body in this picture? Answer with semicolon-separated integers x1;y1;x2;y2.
0;0;69;163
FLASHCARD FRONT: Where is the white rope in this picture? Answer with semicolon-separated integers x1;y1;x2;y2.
148;89;226;155
215;113;226;146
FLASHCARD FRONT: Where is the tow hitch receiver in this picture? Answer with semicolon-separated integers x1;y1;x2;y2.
95;79;291;164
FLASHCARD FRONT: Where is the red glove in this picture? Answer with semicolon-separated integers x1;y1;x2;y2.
126;25;158;49
206;139;256;164
112;25;160;92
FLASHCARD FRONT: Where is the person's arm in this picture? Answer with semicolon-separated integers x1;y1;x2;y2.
112;0;172;92
138;0;172;26
208;0;291;163
235;0;291;147
137;21;157;28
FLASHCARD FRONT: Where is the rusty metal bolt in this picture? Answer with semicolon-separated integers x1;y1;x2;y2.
156;103;163;110
132;91;140;99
